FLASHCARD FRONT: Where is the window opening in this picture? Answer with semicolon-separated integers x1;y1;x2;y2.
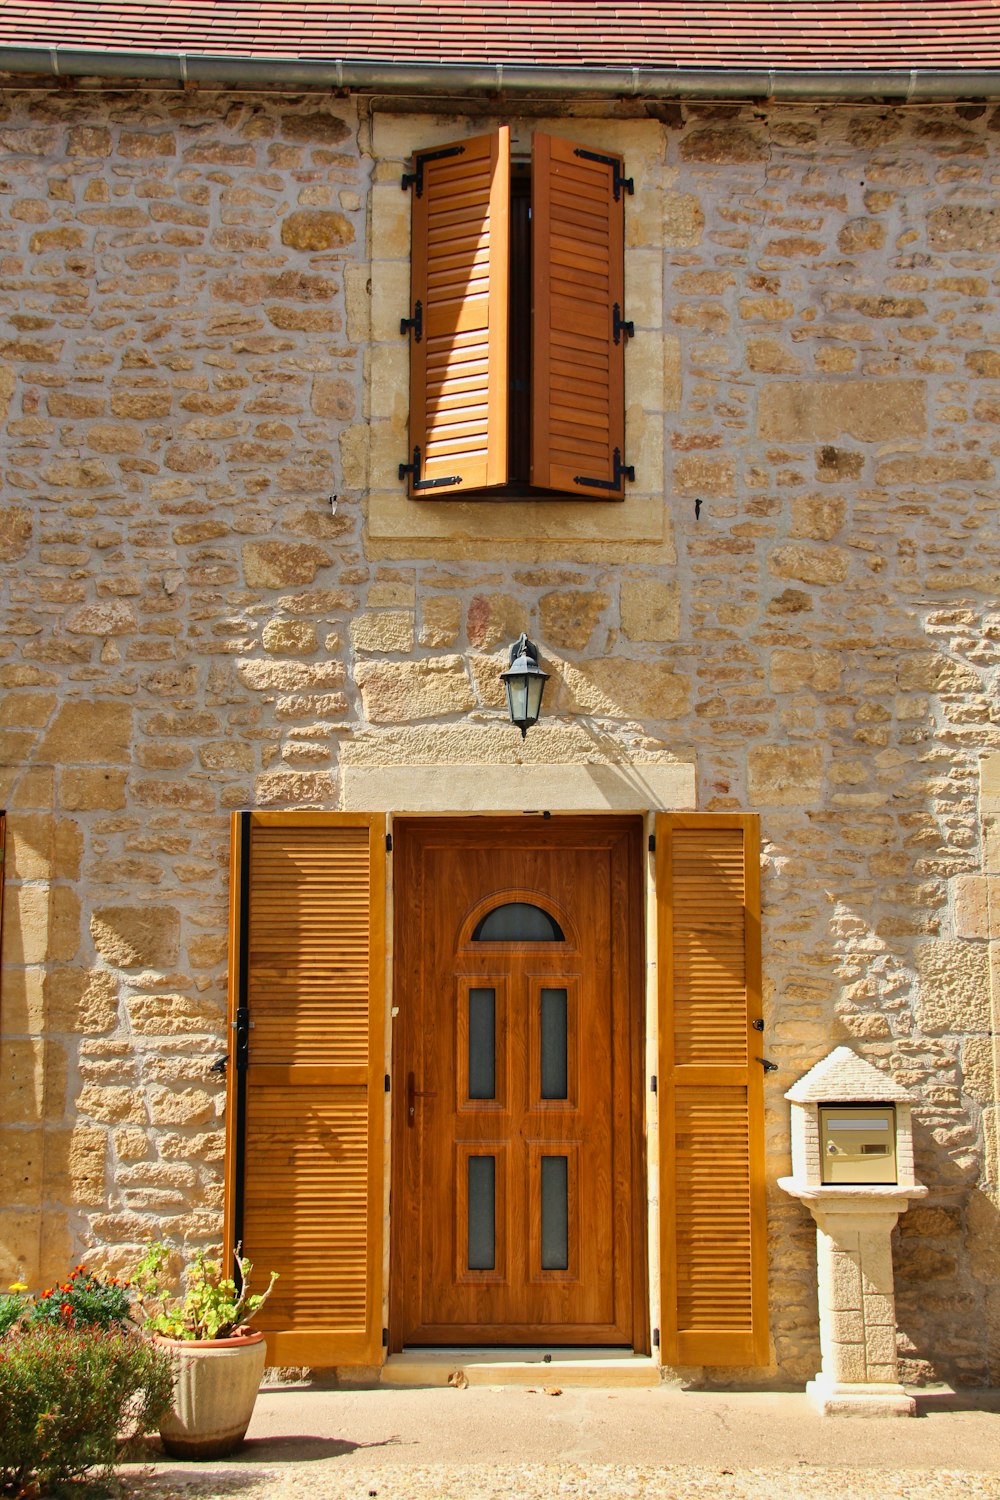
472;901;565;943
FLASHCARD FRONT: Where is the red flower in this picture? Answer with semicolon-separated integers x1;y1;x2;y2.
41;1288;53;1299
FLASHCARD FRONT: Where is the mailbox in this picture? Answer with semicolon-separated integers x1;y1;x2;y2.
820;1105;897;1184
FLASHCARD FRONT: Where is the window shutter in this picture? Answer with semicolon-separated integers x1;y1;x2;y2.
405;128;510;495
224;812;386;1367
656;814;768;1367
531;132;627;498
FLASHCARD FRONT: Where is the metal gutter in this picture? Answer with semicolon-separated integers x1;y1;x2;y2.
0;47;999;99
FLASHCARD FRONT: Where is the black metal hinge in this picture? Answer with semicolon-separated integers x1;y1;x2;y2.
384;1074;391;1092
613;302;634;345
648;833;656;854
385;831;393;853
652;1327;660;1348
757;1056;779;1074
382;1327;389;1348
573;147;634;201
400;300;422;342
574;448;635;492
650;1075;657;1094
399;446;461;491
402;144;465;197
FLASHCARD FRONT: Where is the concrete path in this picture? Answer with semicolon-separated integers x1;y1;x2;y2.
121;1384;1000;1500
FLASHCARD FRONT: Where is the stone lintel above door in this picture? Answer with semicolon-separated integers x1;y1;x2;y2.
342;760;695;813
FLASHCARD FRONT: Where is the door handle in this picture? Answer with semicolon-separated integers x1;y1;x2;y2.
406;1070;437;1126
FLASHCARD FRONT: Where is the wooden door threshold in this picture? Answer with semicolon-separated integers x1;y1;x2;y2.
382;1348;660;1388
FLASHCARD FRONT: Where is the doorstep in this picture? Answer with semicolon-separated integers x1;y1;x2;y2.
381;1348;661;1388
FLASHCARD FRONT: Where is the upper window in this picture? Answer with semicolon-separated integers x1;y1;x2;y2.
472;902;565;942
400;127;633;502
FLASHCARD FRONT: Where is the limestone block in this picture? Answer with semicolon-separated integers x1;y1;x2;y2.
916;939;991;1034
928;205;1000;251
90;906;180;970
539;590;609;651
620;578;680;643
6;814;82;882
466;594;524;652
673;455;735;497
0;1040;66;1125
790;495;846;540
770;649;842;693
280;210;353;250
38;701;132;766
681;125;765;162
815;448;862;484
758;380;926;441
188;933;228;969
0;1128;42;1206
419;596;461;648
980;752;1000;810
3;884;80;965
45;968;119;1033
48;1124;108;1206
370;342;409;422
254;770;337;806
838;218;886;253
355;657;475;723
0;694;55;728
237;659;345;692
125;992;224;1037
351;611;415;654
468;651;507;710
243;541;330;588
561;658;689;721
199;741;254;771
0;1211;43;1284
77;1084;147;1125
768;544;849;586
740;297;795;322
339;423;369;488
0;504;31;561
875;455;993;485
262;620;318;655
962;1036;999;1106
311;375;356;420
748;745;823;806
146;1085;216;1127
0;967;45;1035
747;339;803;374
371;260;411;342
955;876;990;939
371;181;410;260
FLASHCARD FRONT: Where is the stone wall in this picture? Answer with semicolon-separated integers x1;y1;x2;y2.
0;83;998;1385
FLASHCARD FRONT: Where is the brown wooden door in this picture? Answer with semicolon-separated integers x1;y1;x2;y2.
392;816;645;1348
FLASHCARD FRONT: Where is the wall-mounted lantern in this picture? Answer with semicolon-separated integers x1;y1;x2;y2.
501;633;549;740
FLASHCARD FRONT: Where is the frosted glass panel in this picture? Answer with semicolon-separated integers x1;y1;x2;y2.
468;1156;496;1270
473;903;565;942
468;987;496;1100
541;1155;569;1271
540;988;568;1100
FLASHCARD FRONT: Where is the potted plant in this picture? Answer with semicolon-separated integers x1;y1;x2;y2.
130;1242;278;1460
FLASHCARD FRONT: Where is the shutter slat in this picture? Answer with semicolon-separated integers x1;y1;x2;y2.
408;128;509;494
657;814;768;1369
224;813;386;1368
532;131;625;498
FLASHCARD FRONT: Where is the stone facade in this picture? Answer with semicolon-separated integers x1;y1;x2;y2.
1;82;999;1386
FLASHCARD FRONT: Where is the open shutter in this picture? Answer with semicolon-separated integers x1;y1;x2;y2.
405;127;510;495
531;132;628;498
657;814;768;1367
224;812;386;1367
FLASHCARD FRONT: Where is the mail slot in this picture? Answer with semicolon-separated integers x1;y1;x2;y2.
820;1105;897;1184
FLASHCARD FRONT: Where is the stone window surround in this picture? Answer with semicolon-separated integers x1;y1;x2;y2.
359;111;677;563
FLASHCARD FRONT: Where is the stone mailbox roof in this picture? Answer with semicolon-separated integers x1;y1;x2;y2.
2;1;1000;68
785;1046;919;1105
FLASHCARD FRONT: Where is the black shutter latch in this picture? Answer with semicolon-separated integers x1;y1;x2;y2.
400;300;422;342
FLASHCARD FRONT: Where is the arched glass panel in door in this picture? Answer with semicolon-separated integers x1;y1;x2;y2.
472;901;565;942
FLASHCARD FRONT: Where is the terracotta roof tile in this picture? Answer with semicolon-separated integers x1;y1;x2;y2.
2;1;1000;71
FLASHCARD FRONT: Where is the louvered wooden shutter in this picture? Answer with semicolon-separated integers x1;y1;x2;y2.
656;814;768;1367
224;812;386;1367
406;128;510;495
531;132;627;498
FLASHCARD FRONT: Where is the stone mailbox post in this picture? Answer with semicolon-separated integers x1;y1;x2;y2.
778;1046;926;1416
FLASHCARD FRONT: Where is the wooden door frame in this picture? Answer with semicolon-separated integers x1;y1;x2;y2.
388;812;648;1353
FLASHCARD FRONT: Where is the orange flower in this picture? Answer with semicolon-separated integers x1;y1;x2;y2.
41;1289;53;1299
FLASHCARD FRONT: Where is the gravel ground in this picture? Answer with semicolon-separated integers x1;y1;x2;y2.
119;1463;1000;1500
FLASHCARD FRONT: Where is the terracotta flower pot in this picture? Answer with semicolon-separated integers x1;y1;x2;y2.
155;1329;266;1460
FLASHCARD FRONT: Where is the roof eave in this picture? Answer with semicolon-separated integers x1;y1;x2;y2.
2;47;1000;100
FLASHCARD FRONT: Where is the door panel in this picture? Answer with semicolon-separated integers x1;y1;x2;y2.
392;816;644;1347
